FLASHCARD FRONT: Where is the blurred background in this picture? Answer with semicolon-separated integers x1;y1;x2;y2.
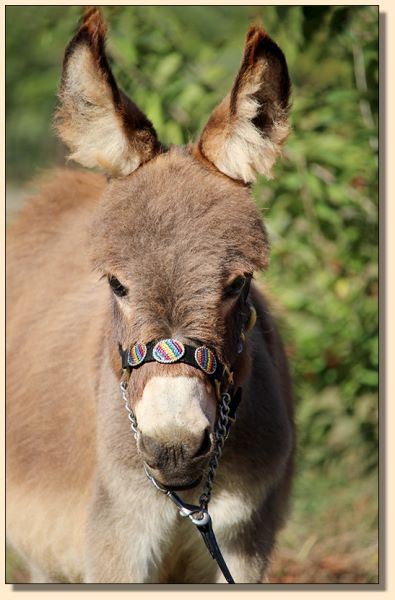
6;5;379;583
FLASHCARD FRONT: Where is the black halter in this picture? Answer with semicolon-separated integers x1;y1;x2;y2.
117;280;256;583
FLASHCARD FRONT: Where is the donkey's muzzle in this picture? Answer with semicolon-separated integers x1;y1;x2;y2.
138;428;213;489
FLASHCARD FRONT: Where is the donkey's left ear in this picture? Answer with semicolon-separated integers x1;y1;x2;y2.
198;26;291;184
55;8;161;177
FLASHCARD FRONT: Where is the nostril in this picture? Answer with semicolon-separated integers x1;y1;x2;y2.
194;428;212;458
139;434;163;468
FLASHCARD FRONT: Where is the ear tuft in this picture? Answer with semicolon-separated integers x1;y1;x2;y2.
198;25;291;184
62;7;109;84
82;6;107;35
55;8;161;177
232;25;291;113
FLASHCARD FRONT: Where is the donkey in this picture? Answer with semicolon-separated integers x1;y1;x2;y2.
6;8;294;583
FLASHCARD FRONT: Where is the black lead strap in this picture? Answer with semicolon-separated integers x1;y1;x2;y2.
190;510;235;584
199;523;235;584
144;466;235;584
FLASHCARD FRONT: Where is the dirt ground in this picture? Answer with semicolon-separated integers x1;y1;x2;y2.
268;531;378;584
268;467;378;584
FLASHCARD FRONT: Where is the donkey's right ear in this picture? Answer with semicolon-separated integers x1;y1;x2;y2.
197;26;291;184
55;8;161;177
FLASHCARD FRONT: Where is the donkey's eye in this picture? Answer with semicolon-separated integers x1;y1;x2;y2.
223;275;246;299
108;275;128;297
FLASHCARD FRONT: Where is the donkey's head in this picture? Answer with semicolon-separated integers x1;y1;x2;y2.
55;8;290;489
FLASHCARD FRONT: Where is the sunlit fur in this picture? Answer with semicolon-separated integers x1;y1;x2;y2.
200;87;289;183
58;46;141;176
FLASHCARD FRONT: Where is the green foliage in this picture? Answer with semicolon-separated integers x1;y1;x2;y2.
6;6;378;475
255;7;378;475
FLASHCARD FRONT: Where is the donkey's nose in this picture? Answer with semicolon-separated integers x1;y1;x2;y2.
134;375;216;488
139;428;212;471
139;427;213;471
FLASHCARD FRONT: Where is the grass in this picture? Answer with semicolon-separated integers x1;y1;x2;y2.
268;463;378;583
6;460;378;584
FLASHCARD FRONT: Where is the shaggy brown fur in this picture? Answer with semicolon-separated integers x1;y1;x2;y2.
6;9;294;583
91;146;269;367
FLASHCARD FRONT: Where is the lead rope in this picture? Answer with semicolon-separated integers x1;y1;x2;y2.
120;377;235;584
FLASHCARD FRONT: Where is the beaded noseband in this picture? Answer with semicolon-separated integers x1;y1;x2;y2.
119;339;230;397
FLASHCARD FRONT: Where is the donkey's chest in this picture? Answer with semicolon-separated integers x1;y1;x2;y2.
126;489;254;583
156;516;216;583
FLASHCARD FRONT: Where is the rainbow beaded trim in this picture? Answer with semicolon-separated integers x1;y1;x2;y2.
128;342;147;367
152;339;185;363
195;346;217;375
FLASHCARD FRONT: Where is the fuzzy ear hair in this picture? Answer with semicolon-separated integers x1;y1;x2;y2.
198;26;291;184
55;7;161;177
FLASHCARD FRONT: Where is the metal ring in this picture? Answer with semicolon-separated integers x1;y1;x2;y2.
190;510;210;527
